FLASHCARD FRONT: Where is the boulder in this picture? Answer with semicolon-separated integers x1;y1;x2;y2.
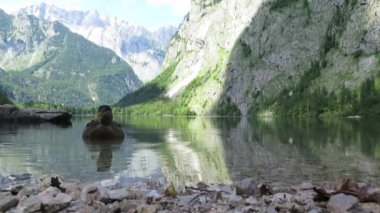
327;193;358;212
17;196;42;213
0;196;19;212
42;193;72;212
120;200;139;212
234;178;259;197
0;104;72;125
81;183;110;204
141;204;159;213
108;188;129;201
37;187;72;212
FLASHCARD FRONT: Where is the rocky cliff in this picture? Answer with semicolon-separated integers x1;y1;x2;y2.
159;0;380;116
19;3;177;82
0;9;142;106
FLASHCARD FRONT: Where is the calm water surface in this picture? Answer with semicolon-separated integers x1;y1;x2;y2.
1;116;380;187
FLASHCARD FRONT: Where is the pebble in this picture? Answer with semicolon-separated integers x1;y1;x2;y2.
0;174;380;213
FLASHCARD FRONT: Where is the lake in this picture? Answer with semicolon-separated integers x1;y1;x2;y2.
1;116;380;188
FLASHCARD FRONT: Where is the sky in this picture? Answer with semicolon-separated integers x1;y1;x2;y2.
1;0;191;30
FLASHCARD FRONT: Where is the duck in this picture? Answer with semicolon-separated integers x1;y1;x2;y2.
82;105;125;141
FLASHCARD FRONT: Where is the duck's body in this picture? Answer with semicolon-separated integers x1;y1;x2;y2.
82;105;125;141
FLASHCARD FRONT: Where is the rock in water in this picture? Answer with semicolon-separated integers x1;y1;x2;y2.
0;104;72;125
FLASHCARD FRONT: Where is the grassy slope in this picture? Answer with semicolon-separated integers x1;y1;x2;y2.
0;12;141;106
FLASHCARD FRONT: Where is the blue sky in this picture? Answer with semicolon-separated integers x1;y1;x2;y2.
1;0;191;30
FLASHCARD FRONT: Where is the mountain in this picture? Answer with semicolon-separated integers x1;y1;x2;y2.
19;3;177;82
119;0;380;117
0;9;142;106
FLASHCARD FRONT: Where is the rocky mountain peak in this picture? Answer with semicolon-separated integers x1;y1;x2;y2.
18;4;177;82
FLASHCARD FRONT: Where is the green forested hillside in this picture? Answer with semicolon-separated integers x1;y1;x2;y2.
0;9;142;106
117;0;380;117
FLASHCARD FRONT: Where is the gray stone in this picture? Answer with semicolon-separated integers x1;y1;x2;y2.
272;193;293;203
81;183;110;204
38;186;60;201
41;193;72;212
61;182;81;200
108;201;121;212
36;187;72;212
295;191;315;206
352;202;380;213
141;204;158;213
327;193;358;212
245;196;258;205
108;188;129;201
39;175;65;190
120;200;139;212
0;192;11;200
300;182;314;190
178;194;199;206
0;105;71;124
266;206;278;213
17;196;42;213
234;178;259;197
0;196;19;212
17;187;39;198
101;178;122;189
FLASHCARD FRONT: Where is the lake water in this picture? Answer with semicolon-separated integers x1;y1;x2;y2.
1;116;380;188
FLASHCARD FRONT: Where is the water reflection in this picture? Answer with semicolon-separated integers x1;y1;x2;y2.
119;116;231;186
217;117;380;186
0;116;380;188
83;138;123;172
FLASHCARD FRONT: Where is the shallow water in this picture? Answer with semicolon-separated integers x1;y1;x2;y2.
1;116;380;187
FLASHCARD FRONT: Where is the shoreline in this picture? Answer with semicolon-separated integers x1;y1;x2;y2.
1;175;380;212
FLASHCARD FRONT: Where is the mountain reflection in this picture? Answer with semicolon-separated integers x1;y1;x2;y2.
1;117;380;187
218;117;380;187
120;116;231;186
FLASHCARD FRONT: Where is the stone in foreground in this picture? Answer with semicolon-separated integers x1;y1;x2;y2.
327;193;358;212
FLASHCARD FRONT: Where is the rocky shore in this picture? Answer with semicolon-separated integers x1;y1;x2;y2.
1;174;380;213
0;104;72;125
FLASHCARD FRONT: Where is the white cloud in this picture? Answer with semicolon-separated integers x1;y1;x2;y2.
146;0;190;16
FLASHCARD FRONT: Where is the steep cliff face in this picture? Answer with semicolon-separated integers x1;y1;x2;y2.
162;0;380;115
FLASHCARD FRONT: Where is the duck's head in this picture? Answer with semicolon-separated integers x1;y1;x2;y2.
97;105;113;125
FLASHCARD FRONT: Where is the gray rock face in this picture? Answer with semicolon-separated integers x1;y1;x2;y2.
327;193;358;212
161;0;380;115
18;3;177;82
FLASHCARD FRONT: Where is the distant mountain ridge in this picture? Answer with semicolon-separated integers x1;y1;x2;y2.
18;3;177;82
0;9;142;106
